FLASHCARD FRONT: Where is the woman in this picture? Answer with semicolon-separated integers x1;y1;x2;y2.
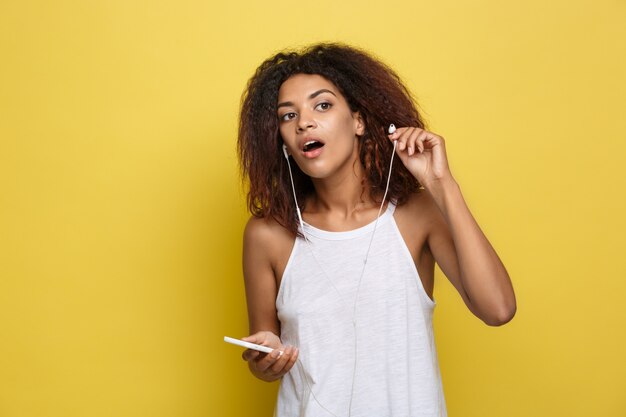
236;43;516;417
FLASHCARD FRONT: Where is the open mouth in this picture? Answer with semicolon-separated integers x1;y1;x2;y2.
303;141;324;152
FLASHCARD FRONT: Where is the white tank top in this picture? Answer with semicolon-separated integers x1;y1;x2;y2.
275;203;447;417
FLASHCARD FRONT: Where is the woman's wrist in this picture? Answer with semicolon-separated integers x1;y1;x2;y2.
423;173;460;214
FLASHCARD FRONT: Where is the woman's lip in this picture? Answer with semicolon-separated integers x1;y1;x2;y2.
300;137;324;150
302;145;324;159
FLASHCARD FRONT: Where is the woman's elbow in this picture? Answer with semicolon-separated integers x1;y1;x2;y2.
484;303;517;327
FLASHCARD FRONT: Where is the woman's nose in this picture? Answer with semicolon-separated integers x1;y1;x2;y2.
297;110;316;131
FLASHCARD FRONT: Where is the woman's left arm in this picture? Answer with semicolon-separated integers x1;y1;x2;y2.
390;127;517;326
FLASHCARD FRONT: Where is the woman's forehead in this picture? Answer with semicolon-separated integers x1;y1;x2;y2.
277;74;342;102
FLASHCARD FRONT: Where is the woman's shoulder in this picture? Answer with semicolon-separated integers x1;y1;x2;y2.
244;216;296;281
396;188;437;215
244;215;295;258
245;215;291;240
395;189;447;232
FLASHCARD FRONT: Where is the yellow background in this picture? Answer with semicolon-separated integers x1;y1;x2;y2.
1;0;624;416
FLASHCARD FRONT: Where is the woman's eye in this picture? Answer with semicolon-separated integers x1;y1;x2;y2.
316;102;332;111
281;112;297;121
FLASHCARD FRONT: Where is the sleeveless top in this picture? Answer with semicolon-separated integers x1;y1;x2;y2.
275;203;447;417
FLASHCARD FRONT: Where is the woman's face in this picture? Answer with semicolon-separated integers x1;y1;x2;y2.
277;74;364;179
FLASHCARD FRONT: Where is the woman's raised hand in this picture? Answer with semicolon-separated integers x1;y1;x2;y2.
388;127;454;188
241;331;299;382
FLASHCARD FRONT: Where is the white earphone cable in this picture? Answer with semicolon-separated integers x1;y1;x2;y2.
282;126;397;417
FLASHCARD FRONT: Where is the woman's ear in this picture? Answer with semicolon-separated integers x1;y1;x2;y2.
353;112;365;136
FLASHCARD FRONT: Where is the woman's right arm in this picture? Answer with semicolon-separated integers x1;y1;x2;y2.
240;217;299;382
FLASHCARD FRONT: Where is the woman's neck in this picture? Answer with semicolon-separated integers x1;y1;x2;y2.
307;161;379;222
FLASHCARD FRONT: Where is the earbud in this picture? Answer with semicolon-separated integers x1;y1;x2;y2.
388;124;396;135
282;144;289;159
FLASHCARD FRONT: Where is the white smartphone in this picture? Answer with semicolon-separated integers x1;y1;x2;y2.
223;336;274;354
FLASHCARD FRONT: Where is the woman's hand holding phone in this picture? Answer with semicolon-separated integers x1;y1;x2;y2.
241;331;299;382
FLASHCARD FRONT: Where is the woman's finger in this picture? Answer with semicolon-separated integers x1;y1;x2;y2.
395;127;414;152
242;349;260;362
415;130;429;153
242;331;269;345
283;347;299;373
270;346;294;374
387;126;407;140
256;348;282;373
406;128;423;156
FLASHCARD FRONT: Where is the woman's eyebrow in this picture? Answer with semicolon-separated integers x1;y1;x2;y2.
309;89;336;99
277;89;337;109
